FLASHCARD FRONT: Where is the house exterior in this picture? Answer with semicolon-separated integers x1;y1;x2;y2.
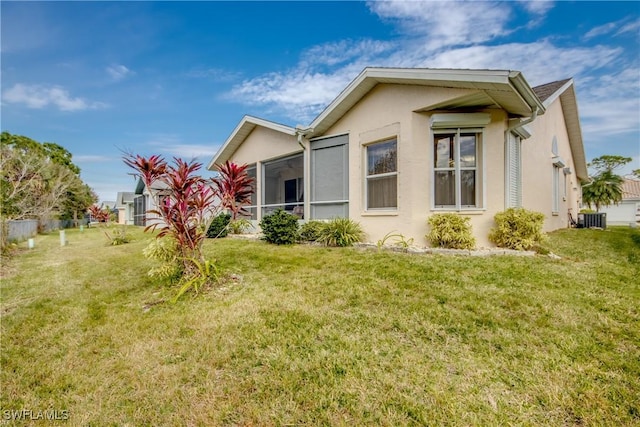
132;178;170;227
115;192;135;225
598;178;640;225
208;67;588;246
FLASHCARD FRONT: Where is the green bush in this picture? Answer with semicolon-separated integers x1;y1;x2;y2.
207;213;231;238
299;220;327;242
259;209;300;245
317;217;364;247
427;213;476;249
489;208;546;250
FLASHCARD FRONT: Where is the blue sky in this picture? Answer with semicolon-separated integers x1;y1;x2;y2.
2;1;639;202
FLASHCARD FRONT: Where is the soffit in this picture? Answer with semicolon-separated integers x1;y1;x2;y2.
207;116;296;169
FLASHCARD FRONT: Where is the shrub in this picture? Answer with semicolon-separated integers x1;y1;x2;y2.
317;217;364;247
207;213;231;238
259;209;300;245
427;213;476;249
489;208;546;250
299;220;327;242
142;238;182;280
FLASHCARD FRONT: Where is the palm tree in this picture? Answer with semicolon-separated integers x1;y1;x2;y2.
582;170;624;211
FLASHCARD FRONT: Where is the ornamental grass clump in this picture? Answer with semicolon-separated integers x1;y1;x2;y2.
317;217;364;247
489;208;546;250
427;213;476;249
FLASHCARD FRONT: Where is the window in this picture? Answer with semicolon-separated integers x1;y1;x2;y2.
365;139;397;209
311;134;349;219
433;130;480;209
262;154;304;217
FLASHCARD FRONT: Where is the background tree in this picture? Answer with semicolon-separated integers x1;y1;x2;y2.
1;131;96;232
632;169;640;179
582;154;631;211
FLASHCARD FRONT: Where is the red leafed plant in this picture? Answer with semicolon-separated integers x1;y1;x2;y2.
88;204;111;223
212;161;255;220
123;153;220;298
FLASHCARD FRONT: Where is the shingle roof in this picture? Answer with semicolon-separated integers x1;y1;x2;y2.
622;178;640;200
116;191;135;207
532;78;572;102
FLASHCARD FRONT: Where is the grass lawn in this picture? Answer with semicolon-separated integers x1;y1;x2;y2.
1;226;639;425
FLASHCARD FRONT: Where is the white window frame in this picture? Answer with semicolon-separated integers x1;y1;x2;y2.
364;138;398;211
432;128;484;211
244;164;257;220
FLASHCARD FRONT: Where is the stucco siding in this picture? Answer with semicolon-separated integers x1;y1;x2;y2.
320;83;510;247
523;98;581;232
226;126;299;166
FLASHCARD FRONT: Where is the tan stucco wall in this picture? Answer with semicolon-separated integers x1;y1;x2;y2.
320;84;509;247
228;126;300;166
522;98;582;232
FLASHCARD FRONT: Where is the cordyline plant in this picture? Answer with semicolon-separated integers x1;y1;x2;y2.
123;153;219;290
88;204;111;223
212;161;254;220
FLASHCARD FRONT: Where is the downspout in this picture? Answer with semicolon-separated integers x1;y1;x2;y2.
295;126;314;150
507;107;538;133
295;126;314;221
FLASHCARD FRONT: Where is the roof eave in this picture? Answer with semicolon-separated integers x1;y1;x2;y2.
207;115;296;169
310;67;545;136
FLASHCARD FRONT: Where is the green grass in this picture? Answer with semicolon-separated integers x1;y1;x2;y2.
1;226;639;425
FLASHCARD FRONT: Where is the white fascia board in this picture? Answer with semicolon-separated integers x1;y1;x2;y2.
542;79;574;108
508;71;546;114
309;67;516;136
207;115;296;170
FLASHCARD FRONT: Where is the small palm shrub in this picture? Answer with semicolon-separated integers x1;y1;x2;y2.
317;217;364;247
299;220;327;242
259;209;300;245
489;208;545;250
207;213;231;238
229;218;251;234
142;238;182;280
427;213;476;249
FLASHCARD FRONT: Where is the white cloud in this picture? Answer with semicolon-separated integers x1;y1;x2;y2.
74;155;114;163
617;18;640;36
585;18;640;40
518;0;555;16
107;64;134;81
2;83;107;111
145;135;219;160
367;0;511;50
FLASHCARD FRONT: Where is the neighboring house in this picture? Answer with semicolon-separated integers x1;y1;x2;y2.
115;192;135;225
132;178;170;227
207;67;588;246
598;178;640;225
